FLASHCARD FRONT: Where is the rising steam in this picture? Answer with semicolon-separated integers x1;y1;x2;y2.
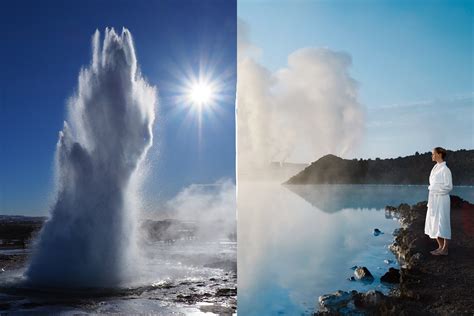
237;19;365;178
166;179;236;240
26;28;156;287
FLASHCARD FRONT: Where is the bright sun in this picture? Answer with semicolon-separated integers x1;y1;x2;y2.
189;82;213;106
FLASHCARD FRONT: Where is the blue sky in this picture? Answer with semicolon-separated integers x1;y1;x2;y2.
238;0;473;159
0;0;236;215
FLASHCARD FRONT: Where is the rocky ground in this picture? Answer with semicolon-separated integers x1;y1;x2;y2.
0;217;236;315
316;195;474;315
0;252;236;315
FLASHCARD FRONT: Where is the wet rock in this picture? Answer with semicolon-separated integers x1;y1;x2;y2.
347;276;356;281
215;288;237;296
373;228;383;236
354;267;374;281
350;265;358;270
175;294;194;303
318;290;356;313
398;203;411;212
383;259;394;265
381;268;400;284
354;290;386;308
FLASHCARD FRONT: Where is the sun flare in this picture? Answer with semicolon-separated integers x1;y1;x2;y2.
188;82;214;106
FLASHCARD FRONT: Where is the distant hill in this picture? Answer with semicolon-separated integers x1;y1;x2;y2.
285;149;474;185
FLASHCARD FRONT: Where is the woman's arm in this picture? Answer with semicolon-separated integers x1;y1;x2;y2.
428;168;453;194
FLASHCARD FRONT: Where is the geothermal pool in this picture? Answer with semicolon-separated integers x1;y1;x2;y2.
237;183;474;315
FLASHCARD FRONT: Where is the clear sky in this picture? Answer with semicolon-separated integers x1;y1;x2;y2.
239;0;473;160
0;0;236;215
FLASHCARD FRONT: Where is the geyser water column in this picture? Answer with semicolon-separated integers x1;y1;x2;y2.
26;28;156;287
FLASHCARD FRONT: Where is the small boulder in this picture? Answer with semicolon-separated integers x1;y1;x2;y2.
381;267;400;284
318;290;355;312
354;266;374;282
383;259;394;265
373;228;383;236
215;288;237;296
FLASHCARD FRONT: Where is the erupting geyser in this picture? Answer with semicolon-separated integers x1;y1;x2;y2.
26;28;156;287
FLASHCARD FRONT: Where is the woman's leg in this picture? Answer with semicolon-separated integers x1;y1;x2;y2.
442;238;449;252
433;238;449;255
436;237;443;249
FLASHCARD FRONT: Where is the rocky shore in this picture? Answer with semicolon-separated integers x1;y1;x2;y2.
316;195;474;315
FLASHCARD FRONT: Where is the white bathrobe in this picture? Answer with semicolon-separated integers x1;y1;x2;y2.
424;161;453;239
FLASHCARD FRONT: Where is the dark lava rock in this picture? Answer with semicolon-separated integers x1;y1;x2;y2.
350;265;358;270
318;290;356;313
373;228;383;236
353;290;386;308
354;267;374;281
381;268;400;284
318;290;391;315
175;294;195;303
215;288;237;297
398;203;411;212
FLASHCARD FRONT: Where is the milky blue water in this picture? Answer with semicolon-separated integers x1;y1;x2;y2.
237;183;474;315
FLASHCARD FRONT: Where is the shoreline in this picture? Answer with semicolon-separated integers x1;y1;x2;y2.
316;195;474;315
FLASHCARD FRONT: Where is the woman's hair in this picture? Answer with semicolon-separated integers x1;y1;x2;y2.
434;147;447;160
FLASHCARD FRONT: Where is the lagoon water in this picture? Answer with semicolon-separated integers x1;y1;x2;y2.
238;183;474;315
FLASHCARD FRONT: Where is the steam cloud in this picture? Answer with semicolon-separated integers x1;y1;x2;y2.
237;20;365;176
166;179;236;240
26;28;156;287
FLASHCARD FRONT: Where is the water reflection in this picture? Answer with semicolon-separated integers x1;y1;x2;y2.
286;184;474;213
238;183;474;315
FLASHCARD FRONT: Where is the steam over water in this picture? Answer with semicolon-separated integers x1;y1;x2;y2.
26;28;156;287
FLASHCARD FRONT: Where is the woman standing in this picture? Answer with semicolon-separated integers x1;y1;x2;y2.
425;147;453;256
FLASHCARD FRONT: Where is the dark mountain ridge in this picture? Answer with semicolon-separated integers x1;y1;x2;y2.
286;149;474;185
